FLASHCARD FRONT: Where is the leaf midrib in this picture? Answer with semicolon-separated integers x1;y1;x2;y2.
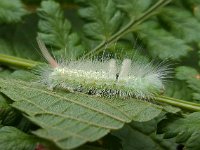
14;96;121;130
17;81;130;123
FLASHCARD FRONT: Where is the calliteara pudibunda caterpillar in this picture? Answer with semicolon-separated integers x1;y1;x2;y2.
36;38;170;99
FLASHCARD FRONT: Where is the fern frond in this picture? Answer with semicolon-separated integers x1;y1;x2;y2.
37;1;84;59
0;0;28;23
79;0;123;41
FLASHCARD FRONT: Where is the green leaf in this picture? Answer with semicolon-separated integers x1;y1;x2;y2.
194;5;200;21
0;0;28;23
0;69;12;78
79;0;123;41
0;94;11;121
0;39;14;55
10;70;38;81
79;0;172;58
176;66;199;80
75;145;107;150
199;48;200;67
113;116;177;150
115;0;151;19
159;7;200;43
12;14;41;60
158;112;200;150
0;126;37;150
175;66;200;101
183;0;200;21
0;78;162;149
0;94;20;126
164;80;193;101
0;14;41;60
37;1;84;59
138;21;191;60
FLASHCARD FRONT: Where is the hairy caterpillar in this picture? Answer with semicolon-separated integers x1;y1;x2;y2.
36;38;169;99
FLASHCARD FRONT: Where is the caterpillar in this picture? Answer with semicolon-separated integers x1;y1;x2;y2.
36;38;170;99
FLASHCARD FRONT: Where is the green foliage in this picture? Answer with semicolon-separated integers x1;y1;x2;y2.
164;80;193;101
37;1;84;59
0;126;37;150
199;49;200;66
0;95;12;123
0;78;162;149
114;0;152;19
0;39;14;55
0;94;21;126
138;20;191;60
79;0;123;41
0;14;40;60
113;116;177;150
159;7;200;43
0;0;200;149
176;66;200;101
158;112;200;150
191;1;200;20
0;0;28;23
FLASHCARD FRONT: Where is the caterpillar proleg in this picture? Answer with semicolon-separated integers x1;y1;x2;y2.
36;38;169;99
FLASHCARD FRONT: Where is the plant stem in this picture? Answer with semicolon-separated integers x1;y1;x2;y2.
156;96;200;112
0;54;40;69
0;53;200;112
81;0;172;59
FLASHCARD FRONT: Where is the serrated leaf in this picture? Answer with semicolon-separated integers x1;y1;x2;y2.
12;14;41;60
159;7;200;43
0;0;28;23
176;66;199;80
0;79;162;149
138;21;191;60
0;126;38;150
37;1;84;59
175;66;200;101
0;15;41;60
164;80;193;101
79;0;123;41
113;116;177;150
0;94;20;126
158;112;200;150
114;0;151;19
0;39;14;55
183;0;200;21
0;94;11;121
0;69;12;77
